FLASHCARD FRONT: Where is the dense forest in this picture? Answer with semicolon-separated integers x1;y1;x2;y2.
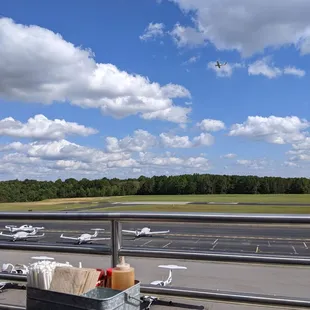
0;174;310;202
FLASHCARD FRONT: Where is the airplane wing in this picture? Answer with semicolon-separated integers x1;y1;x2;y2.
60;234;79;240
122;230;137;234
26;234;45;238
0;232;14;238
148;230;170;235
89;237;111;241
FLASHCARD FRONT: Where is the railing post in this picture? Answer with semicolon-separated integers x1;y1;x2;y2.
111;220;122;267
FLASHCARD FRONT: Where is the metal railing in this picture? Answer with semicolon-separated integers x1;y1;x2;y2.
0;211;310;309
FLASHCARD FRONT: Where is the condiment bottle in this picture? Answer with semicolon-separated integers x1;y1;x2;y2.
111;256;135;291
105;268;113;288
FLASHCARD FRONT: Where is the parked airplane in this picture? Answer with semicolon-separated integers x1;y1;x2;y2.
122;227;170;238
5;224;44;233
60;228;110;244
0;228;45;242
215;60;227;68
141;265;187;309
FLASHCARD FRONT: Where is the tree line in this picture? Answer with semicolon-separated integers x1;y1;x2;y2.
0;174;309;202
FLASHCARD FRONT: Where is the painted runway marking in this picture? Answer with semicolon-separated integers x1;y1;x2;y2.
304;242;308;249
268;241;271;247
162;242;172;248
195;238;200;244
292;246;298;255
211;240;218;250
141;240;152;247
256;246;259;253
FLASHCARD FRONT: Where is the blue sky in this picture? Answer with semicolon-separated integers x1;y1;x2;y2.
0;0;309;180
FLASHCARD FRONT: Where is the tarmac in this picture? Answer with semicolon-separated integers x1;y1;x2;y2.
0;221;309;257
0;250;310;310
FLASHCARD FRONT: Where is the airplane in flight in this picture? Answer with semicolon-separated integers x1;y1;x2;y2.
141;265;187;309
60;228;110;244
215;60;227;68
122;227;170;238
5;224;44;233
0;228;45;242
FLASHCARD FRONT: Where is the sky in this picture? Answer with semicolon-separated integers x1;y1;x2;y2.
0;0;310;181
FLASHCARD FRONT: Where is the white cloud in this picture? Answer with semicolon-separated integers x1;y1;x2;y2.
159;132;214;148
197;119;226;132
183;55;200;65
139;151;210;169
0;17;190;124
287;137;310;162
170;23;207;47
248;57;306;79
283;66;306;77
169;0;310;57
0;114;97;140
106;130;157;152
236;159;268;170
139;22;165;41
248;57;282;79
223;153;237;159
208;62;244;78
229;116;309;144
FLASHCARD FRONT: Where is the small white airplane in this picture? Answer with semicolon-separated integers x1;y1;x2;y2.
60;228;110;244
141;265;187;309
0;228;45;242
215;60;227;68
5;224;44;233
122;227;170;238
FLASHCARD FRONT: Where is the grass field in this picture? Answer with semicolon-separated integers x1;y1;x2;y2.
90;204;310;214
0;194;309;212
106;194;310;204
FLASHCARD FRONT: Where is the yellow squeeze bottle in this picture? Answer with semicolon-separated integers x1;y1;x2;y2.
111;256;135;291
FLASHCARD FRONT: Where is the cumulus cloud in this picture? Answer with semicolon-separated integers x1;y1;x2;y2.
168;0;310;57
229;116;309;144
0;114;97;140
208;62;244;78
248;57;305;78
170;23;207;48
197;119;226;132
222;153;237;159
236;159;268;170
0;17;190;124
182;55;200;65
159;132;214;148
106;130;157;152
139;22;165;41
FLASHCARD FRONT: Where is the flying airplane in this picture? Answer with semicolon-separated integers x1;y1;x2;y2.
0;228;45;242
5;224;44;233
215;60;227;68
60;228;110;244
141;265;187;309
122;227;170;238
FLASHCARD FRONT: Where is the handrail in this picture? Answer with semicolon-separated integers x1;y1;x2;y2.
0;211;310;222
0;211;310;308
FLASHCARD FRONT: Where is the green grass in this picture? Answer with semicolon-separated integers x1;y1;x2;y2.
86;204;310;214
105;194;310;204
0;203;84;212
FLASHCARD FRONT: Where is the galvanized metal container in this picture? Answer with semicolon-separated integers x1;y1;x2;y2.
26;280;141;310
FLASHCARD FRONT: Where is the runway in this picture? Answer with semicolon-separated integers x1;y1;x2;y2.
0;220;309;257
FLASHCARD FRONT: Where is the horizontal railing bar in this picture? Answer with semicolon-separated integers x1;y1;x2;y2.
0;243;111;255
1;212;310;223
120;248;310;265
0;304;25;310
140;285;310;308
0;273;26;282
